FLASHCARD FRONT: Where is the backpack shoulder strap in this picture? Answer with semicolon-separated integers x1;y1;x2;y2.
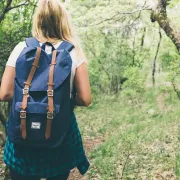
57;41;74;52
25;37;40;47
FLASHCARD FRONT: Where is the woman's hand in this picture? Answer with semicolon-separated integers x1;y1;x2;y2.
74;62;92;107
0;66;15;101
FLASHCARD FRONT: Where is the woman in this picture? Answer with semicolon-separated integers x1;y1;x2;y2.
1;0;91;179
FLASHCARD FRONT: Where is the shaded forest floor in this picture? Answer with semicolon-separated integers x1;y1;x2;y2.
0;87;180;180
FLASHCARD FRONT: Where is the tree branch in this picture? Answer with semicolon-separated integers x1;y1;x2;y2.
0;111;6;128
89;8;152;26
117;8;152;15
0;0;30;24
171;81;180;100
6;1;29;11
0;0;13;23
0;131;6;147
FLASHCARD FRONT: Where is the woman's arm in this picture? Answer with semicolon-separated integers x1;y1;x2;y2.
0;42;23;102
74;62;92;107
0;66;15;101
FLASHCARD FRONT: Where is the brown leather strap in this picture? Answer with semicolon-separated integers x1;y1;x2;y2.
20;47;41;139
20;110;27;140
45;50;57;139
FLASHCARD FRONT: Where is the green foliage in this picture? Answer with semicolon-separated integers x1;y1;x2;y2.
0;0;36;76
176;153;180;177
167;58;180;81
122;67;146;93
167;0;180;8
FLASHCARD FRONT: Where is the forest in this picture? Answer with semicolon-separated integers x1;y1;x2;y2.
0;0;180;179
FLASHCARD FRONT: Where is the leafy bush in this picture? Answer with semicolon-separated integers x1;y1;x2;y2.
122;67;146;93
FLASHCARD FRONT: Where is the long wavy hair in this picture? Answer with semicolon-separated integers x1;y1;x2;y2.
32;0;85;58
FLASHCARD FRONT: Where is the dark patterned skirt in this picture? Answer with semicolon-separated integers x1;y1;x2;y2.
3;113;90;178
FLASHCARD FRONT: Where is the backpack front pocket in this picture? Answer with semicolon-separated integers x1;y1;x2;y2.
15;102;60;141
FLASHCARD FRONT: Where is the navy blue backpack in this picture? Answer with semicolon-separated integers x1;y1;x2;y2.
8;37;75;148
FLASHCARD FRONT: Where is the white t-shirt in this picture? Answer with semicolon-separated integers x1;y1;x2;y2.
6;41;86;93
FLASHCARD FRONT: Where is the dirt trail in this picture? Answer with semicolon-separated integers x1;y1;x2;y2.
156;94;169;112
68;136;103;180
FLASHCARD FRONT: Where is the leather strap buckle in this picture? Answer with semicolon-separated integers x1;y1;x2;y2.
20;110;26;118
47;90;54;97
47;111;53;119
23;88;29;95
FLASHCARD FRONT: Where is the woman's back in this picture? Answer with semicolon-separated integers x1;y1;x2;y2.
1;0;91;179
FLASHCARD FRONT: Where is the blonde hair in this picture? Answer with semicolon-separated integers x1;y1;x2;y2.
32;0;85;58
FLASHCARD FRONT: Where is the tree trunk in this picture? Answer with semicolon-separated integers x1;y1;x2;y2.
141;27;146;50
152;26;162;86
151;0;180;53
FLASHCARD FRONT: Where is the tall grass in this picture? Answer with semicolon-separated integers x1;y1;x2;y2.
76;87;180;179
